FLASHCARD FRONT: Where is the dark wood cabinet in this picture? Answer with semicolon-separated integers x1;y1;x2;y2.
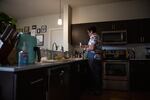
47;61;89;100
0;68;47;100
16;69;47;100
71;18;150;45
0;72;14;100
71;20;128;46
127;20;140;43
129;60;150;91
127;18;150;43
79;60;90;92
139;19;150;43
69;62;80;100
0;61;89;100
48;65;70;100
71;24;90;46
100;21;127;31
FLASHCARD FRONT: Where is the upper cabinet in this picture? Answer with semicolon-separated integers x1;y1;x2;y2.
71;21;127;46
71;23;94;46
71;18;150;46
100;21;127;31
139;19;150;43
127;18;150;43
127;20;140;43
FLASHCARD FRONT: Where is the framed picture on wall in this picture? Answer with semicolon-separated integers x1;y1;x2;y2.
37;28;41;33
16;28;24;32
41;25;47;33
24;26;30;33
36;34;44;46
32;25;37;29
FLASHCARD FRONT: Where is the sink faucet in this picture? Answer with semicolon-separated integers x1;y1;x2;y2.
51;42;58;59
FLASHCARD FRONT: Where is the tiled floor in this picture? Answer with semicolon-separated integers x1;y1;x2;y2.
80;90;150;100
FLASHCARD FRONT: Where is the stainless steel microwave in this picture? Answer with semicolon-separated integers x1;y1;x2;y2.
101;30;127;44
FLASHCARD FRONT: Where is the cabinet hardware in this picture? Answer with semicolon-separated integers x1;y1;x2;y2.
112;24;115;30
30;78;44;85
140;37;142;42
60;79;64;85
143;37;144;42
141;36;144;42
121;33;123;40
59;70;64;76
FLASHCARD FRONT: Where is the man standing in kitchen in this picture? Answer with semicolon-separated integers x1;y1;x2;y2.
81;26;103;95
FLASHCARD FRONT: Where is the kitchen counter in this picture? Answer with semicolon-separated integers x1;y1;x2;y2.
0;58;85;72
129;58;150;60
0;57;89;100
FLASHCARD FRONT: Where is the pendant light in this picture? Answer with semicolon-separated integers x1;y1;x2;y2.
57;0;62;25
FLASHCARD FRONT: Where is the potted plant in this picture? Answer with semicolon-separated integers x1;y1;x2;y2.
0;12;17;28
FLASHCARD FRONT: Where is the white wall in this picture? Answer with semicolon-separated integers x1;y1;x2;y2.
63;4;72;51
17;14;63;50
72;0;150;24
17;0;150;51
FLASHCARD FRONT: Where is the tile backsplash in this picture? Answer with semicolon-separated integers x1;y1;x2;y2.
127;44;150;59
71;43;150;59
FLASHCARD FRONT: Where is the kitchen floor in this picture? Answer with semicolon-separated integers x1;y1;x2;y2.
80;90;150;100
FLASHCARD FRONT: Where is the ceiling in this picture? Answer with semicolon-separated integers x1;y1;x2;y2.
0;0;133;19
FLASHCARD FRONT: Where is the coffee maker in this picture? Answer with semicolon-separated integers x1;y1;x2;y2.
17;32;41;64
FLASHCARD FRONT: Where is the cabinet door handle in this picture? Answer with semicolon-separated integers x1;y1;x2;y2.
30;78;44;85
59;70;64;76
112;24;115;30
140;37;142;42
121;33;123;41
143;37;144;42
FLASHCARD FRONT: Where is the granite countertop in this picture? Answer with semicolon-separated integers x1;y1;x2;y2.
0;58;85;72
129;58;150;60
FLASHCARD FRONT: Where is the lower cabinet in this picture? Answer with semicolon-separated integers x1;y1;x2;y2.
0;72;14;100
16;69;47;100
48;65;70;100
79;60;90;92
130;60;150;91
47;61;89;100
0;68;47;100
0;60;89;100
69;62;81;100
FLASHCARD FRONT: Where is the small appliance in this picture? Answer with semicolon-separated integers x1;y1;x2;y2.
17;33;41;64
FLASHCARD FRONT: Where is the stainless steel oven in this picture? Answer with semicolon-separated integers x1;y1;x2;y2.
102;60;129;90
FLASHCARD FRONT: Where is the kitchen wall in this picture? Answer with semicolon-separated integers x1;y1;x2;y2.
17;0;150;52
17;14;63;50
72;0;150;24
71;0;150;59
